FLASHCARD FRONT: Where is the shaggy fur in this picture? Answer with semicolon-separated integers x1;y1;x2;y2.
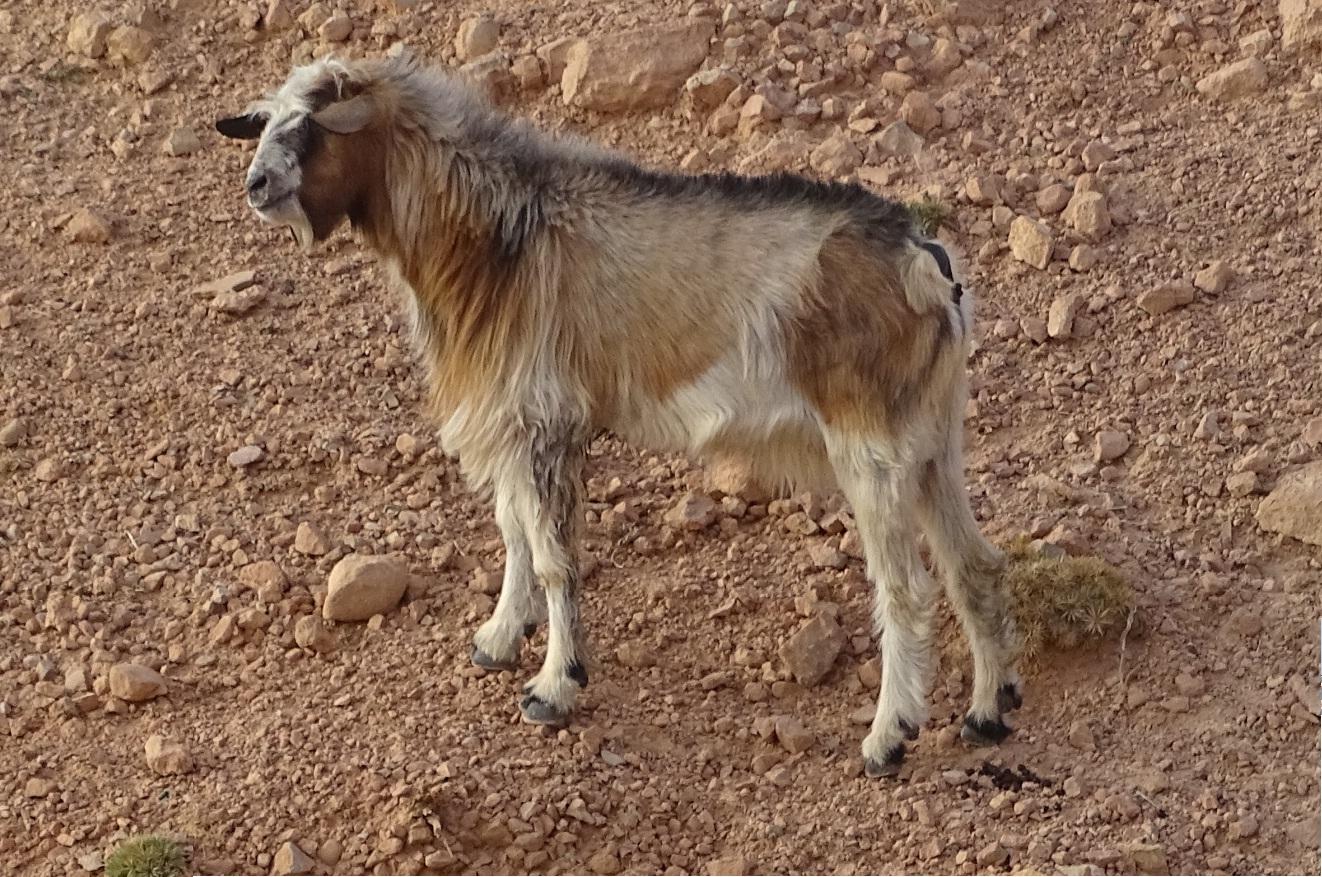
217;54;1021;776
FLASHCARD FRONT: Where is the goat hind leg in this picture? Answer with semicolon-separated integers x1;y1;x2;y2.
836;456;938;778
918;454;1021;746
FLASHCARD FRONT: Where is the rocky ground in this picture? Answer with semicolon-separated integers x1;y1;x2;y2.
1;0;1320;874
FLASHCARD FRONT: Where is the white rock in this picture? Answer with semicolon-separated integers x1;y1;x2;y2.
144;735;194;775
1008;216;1053;269
109;663;168;702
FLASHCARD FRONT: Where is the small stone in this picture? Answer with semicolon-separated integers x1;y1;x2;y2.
1196;58;1268;100
273;841;316;876
1256;462;1322;546
779;613;845;686
809;132;862;177
324;553;410;621
68;209;111;243
1137;281;1195;316
456;15;500;61
588;849;621;875
511;55;545;90
164;127;202;156
210;285;266;315
874;120;923;156
1069;244;1098;271
227;445;265;468
1137;770;1169;794
1047;294;1084;339
294;522;331;556
1226;471;1259;497
1081;140;1116;171
294;615;336;653
1124;842;1168;875
68;12;112;57
0;418;27;447
107;25;155;66
25;777;55;797
1021;317;1048;343
665;492;719;530
144;735;194;776
109;663;167;702
1062;190;1110;241
1094;430;1130;463
1067;719;1096;751
1008;216;1053;269
319;12;352;42
899;91;940;134
1230;815;1260;840
1194;260;1234;294
265;0;294;30
1036;183;1071;214
773;715;815;753
806;543;847;570
975;843;1009;867
707;854;749;876
686;68;740;109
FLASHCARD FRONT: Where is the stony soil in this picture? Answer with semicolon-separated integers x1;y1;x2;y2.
1;0;1320;875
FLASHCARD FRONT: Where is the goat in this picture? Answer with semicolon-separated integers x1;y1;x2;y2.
216;54;1021;778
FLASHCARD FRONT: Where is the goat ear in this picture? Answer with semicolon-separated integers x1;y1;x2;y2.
215;113;267;140
311;95;376;135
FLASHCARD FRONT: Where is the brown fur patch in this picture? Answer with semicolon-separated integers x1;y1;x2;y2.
786;234;950;436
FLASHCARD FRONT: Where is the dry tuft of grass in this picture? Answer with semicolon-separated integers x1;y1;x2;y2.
105;836;188;877
906;196;953;237
1002;538;1134;659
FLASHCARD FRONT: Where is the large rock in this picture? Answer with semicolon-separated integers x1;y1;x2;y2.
323;553;409;621
1062;190;1111;241
1008;216;1053;269
68;11;112;58
109;663;168;702
1281;0;1322;50
1137;280;1195;316
455;15;499;61
107;26;155;66
1256;462;1322;547
144;735;194;776
1196;58;1268;101
809;132;862;177
779;613;845;686
562;21;714;112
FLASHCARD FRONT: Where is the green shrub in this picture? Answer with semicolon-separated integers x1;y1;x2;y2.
1002;538;1135;659
105;836;187;877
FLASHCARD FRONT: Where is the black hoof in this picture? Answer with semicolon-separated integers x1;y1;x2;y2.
961;714;1012;747
997;682;1023;713
898;718;920;741
470;645;518;672
520;694;570;727
863;743;906;778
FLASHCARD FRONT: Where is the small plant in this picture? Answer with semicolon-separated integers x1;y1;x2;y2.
42;63;89;84
1001;538;1134;659
105;836;188;877
906;196;952;237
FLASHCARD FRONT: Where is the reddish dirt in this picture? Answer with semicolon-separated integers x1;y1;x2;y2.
0;0;1319;875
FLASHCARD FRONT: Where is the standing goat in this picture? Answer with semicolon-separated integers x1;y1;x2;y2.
217;55;1021;777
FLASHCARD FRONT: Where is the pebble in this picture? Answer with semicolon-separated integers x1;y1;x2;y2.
1194;260;1234;294
588;848;622;875
107;25;155;66
707;854;750;876
294;522;331;556
1196;58;1267;101
144;735;194;776
108;663;168;702
773;715;815;753
1067;719;1096;751
779;613;845;686
67;11;111;57
227;445;265;468
163;127;202;156
806;543;847;570
456;15;500;61
68;208;111;243
665;492;719;530
1047;293;1083;339
273;841;317;876
1255;461;1322;546
323;553;410;621
0;417;27;447
1094;430;1130;463
1137;280;1195;316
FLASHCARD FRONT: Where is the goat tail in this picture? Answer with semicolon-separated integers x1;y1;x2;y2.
899;239;972;344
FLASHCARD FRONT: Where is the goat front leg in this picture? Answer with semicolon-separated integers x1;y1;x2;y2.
517;423;589;727
470;492;546;671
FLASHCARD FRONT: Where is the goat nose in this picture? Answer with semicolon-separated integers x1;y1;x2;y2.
246;173;268;196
